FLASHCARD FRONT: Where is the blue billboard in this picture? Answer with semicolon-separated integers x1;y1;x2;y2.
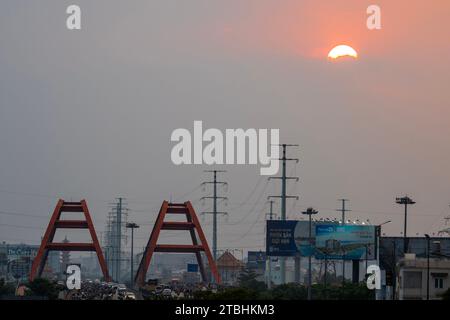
315;224;376;260
266;220;298;256
266;220;319;257
267;220;376;260
187;263;199;272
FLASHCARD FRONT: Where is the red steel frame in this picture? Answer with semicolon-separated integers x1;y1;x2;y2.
29;199;111;281
134;201;220;287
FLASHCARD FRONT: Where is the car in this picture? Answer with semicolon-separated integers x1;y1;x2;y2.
124;292;136;300
162;288;172;297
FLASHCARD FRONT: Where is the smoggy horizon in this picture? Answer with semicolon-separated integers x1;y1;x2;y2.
1;1;450;255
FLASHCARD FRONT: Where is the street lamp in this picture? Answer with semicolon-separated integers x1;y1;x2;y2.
396;196;415;254
424;234;430;300
126;222;140;287
302;207;318;301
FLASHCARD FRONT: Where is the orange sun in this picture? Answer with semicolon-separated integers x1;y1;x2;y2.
328;45;358;60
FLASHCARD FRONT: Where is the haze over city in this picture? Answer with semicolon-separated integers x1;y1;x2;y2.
1;0;450;257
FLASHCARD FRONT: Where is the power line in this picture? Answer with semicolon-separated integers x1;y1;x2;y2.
173;183;203;202
227;175;264;210
228;201;267;243
226;179;269;226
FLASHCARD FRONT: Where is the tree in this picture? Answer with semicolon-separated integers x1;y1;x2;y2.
237;268;266;291
0;278;15;297
312;283;374;300
27;278;59;300
441;288;450;300
268;283;307;300
195;287;260;300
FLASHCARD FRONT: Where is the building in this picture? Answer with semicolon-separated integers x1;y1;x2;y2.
216;251;244;286
60;237;70;276
182;270;201;284
265;258;301;285
398;254;450;300
379;236;450;299
247;251;266;272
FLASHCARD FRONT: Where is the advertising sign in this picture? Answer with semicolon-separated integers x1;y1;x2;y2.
266;220;298;256
315;224;376;260
187;263;199;272
7;245;38;260
267;220;376;259
266;220;322;256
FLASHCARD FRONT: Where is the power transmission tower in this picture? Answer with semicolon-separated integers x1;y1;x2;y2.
319;258;337;294
105;197;129;282
201;170;228;262
268;144;299;284
266;200;277;289
336;199;351;286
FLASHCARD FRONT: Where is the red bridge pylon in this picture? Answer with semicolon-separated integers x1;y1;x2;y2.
134;201;220;287
29;199;111;281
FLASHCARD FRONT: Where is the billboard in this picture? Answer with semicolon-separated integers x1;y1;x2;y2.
266;220;319;257
267;220;376;260
315;224;376;260
187;263;199;272
5;244;38;261
266;220;298;256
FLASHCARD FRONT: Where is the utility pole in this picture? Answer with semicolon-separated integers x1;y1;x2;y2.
266;200;276;289
268;144;299;284
116;197;123;282
126;222;139;288
365;244;369;271
336;199;350;287
396;196;416;254
201;170;228;262
302;207;318;300
425;234;430;300
266;200;276;221
392;240;397;300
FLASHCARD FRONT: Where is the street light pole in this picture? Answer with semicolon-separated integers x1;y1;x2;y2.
396;196;415;254
365;244;369;271
302;207;318;300
126;222;139;287
392;240;397;300
425;234;430;300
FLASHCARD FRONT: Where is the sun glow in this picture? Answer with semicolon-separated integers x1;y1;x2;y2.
328;45;358;60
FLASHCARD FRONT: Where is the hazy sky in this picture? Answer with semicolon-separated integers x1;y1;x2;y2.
1;1;450;254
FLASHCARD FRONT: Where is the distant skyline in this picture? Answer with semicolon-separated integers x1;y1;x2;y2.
1;1;450;255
